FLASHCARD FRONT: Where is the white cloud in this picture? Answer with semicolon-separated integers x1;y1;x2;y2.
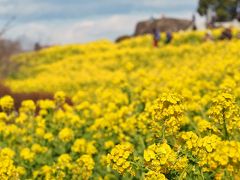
6;14;149;46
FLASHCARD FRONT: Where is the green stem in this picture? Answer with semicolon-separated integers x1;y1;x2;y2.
162;124;166;141
222;109;229;140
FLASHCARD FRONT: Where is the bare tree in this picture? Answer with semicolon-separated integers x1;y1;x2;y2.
0;16;22;78
0;16;16;37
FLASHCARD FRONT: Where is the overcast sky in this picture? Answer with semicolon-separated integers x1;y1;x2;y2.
0;0;199;47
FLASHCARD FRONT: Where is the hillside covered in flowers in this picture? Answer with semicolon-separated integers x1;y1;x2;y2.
1;30;240;179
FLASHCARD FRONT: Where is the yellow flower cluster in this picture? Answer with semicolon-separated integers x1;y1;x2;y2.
208;92;240;139
0;96;14;112
106;143;135;175
58;127;74;142
144;170;166;180
151;93;185;136
20;148;35;162
207;141;240;173
144;142;187;174
19;100;36;114
54;91;66;106
181;131;240;176
71;138;97;155
0;112;9;122
0;149;19;180
38;99;55;110
57;153;72;169
72;155;95;180
194;116;218;133
31;143;47;153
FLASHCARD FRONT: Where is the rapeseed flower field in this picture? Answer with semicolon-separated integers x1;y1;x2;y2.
1;30;240;179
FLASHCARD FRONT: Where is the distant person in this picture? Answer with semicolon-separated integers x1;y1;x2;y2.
203;31;214;42
165;31;173;44
192;14;197;31
220;28;232;40
34;42;41;51
193;24;197;31
152;28;160;47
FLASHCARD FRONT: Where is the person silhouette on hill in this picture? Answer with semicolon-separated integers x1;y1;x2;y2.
220;27;232;40
203;31;214;42
192;14;197;30
152;28;160;47
165;31;173;44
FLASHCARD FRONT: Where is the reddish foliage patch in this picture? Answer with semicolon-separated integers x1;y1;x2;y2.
0;82;72;110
